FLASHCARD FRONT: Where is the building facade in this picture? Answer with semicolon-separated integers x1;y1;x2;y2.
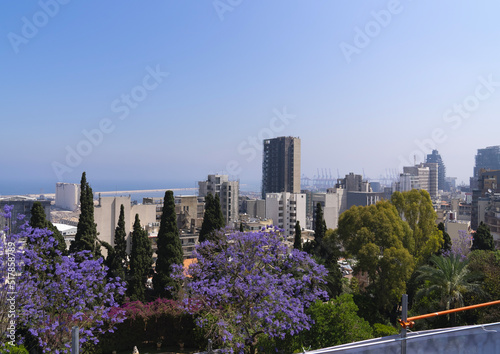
265;192;306;240
262;136;301;199
55;182;80;211
198;174;239;227
426;150;446;192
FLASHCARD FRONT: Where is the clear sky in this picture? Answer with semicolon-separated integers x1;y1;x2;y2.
2;1;500;194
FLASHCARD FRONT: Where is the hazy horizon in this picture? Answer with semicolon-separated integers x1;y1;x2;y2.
3;1;500;192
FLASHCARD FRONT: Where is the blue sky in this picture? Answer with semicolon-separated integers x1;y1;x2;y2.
2;1;500;194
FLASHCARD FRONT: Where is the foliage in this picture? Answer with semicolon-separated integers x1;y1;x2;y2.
173;229;328;353
199;193;225;243
415;254;482;318
314;202;326;246
372;323;398;337
436;222;451;255
301;294;373;350
128;214;153;302
98;298;202;353
293;220;302;250
467;250;500;323
444;230;472;259
0;205;126;353
70;172;100;257
153;190;183;298
337;201;414;319
108;204;128;280
0;344;29;354
317;229;343;299
30;201;66;255
472;222;494;251
391;190;443;264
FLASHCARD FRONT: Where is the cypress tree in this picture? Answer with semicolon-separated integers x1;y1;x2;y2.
128;214;153;301
30;201;67;255
153;190;183;298
70;172;100;258
314;203;326;244
239;222;244;232
107;204;128;280
199;193;225;243
294;220;302;250
214;193;225;229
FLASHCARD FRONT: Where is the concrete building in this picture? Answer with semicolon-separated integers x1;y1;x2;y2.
335;173;383;209
471;169;500;229
426;150;446;192
0;196;51;234
400;163;438;199
199;174;239;227
313;187;347;230
265;192;306;240
55;182;80;211
175;195;204;232
244;199;266;219
262;136;301;199
94;196;156;254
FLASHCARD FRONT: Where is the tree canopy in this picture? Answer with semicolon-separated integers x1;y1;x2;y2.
337;201;414;317
391;190;443;264
174;229;328;353
472;222;494;251
30;201;66;255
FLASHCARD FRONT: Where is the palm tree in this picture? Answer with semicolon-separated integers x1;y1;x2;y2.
415;254;481;312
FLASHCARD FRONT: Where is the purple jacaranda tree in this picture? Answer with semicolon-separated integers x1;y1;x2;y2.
442;230;473;260
173;228;328;354
0;205;126;353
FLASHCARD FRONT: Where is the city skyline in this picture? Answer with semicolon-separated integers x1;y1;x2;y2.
3;2;500;194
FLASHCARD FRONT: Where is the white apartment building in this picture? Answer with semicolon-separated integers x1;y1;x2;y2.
198;174;239;227
265;192;306;240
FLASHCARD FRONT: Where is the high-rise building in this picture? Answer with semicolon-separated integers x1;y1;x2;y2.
198;174;239;226
426;150;446;192
261;136;301;199
474;146;500;178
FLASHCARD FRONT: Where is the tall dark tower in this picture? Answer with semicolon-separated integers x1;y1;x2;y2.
261;136;301;199
425;150;446;191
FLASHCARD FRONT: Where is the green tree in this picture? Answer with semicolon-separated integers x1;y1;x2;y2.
128;214;153;301
29;201;66;255
337;201;414;320
301;294;373;350
472;222;494;251
391;190;443;264
416;254;481;319
437;222;451;255
468;250;500;323
106;204;128;280
199;193;225;243
294;220;302;250
319;229;343;299
314;202;326;245
153;191;184;298
70;172;100;258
